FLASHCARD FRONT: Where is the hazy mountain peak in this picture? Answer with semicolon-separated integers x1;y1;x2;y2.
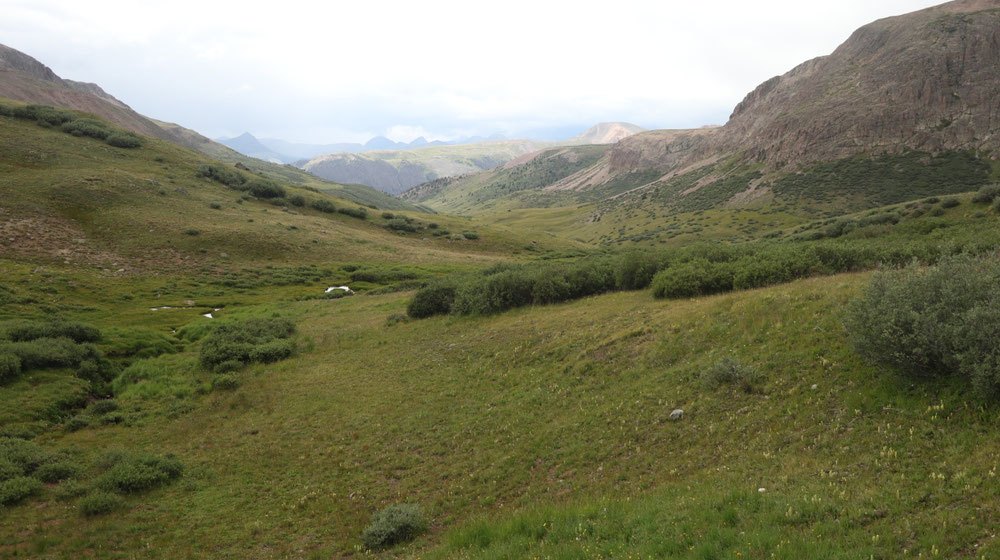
572;122;646;144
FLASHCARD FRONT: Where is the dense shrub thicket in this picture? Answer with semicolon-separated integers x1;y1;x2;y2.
361;504;428;550
310;199;336;213
338;206;368;219
199;317;296;371
845;255;1000;399
407;230;999;319
0;320;114;386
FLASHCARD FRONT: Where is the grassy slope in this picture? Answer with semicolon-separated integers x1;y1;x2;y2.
410;149;999;248
0;110;565;273
3;270;999;558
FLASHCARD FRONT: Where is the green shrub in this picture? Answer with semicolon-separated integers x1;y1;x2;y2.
87;399;119;416
386;218;417;232
428;223;439;229
702;356;761;392
338;207;368;219
199;317;295;369
54;480;88;501
452;269;534;315
310;199;336;213
209;202;222;210
0;353;21;381
211;374;240;391
971;185;1000;204
0;476;43;506
12;104;75;126
0;337;100;370
407;283;458;318
361;504;428;551
845;255;1000;399
78;491;124;516
651;259;734;299
288;194;306;207
461;231;479;240
615;250;664;290
106;132;142;148
385;313;410;326
34;460;82;483
381;212;395;219
96;453;183;493
184;229;200;236
0;103;12;117
0;458;22;483
213;360;244;374
940;197;960;208
994;198;1000;212
244;178;285;199
61;118;110;139
64;415;91;432
0;320;100;343
197;164;246;187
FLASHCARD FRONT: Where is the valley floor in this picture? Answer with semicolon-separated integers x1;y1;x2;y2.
3;269;998;558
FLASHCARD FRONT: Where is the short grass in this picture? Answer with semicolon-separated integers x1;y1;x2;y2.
3;270;999;558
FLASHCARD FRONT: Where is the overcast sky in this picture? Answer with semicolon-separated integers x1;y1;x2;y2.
2;0;944;144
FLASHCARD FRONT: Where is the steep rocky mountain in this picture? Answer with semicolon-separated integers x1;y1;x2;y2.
571;122;646;144
406;0;1000;218
600;0;999;192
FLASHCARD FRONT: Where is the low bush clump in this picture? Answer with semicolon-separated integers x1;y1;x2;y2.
78;491;125;516
288;194;306;207
243;178;285;199
61;118;110;139
702;356;761;392
361;504;428;551
0;337;101;370
386;218;417;232
338;207;368;219
846;255;1000;399
211;374;240;390
0;476;43;506
406;283;458;318
0;320;101;343
34;460;82;483
0;353;21;381
105;132;142;148
461;231;479;240
199;317;296;370
971;184;1000;204
96;452;183;493
197;164;246;188
310;199;336;213
940;198;961;208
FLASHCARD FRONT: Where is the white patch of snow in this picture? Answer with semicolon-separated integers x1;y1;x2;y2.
202;312;214;319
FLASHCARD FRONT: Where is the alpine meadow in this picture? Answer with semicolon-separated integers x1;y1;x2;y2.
2;1;1000;559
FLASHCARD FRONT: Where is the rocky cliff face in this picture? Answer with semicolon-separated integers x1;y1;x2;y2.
594;0;1000;191
714;0;1000;166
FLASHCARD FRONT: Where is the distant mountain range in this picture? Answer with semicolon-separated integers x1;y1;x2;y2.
215;132;511;164
292;123;648;194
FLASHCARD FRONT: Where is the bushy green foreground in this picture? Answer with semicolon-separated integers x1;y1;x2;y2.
847;255;1000;399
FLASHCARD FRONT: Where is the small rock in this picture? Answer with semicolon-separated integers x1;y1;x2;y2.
669;409;684;421
811;384;818;390
758;487;766;493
